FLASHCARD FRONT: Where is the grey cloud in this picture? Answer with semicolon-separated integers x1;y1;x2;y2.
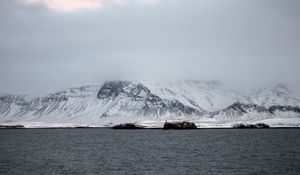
0;0;300;94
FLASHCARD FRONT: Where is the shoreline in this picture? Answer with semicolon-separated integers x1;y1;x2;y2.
1;127;299;129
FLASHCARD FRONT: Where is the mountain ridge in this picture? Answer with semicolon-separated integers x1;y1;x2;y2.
1;80;300;126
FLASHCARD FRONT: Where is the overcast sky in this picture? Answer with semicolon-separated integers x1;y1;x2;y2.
0;0;300;95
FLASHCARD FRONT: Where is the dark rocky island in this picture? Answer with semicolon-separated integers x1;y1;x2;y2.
163;121;197;130
112;123;145;129
233;123;270;129
0;125;25;129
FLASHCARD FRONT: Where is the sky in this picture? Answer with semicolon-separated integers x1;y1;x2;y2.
0;0;300;95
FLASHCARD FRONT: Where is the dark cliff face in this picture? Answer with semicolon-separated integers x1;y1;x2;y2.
224;103;269;113
97;81;204;116
0;95;26;104
97;81;128;99
98;81;160;101
268;105;300;114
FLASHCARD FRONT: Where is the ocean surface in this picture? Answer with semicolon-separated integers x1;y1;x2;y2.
0;129;299;175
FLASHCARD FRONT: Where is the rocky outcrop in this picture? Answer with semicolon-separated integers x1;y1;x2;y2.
163;121;197;130
233;123;270;128
112;123;144;129
0;125;25;129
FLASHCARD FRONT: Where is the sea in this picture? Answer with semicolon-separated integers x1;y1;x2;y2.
0;129;299;174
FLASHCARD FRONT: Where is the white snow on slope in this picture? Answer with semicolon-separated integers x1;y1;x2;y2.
0;80;300;127
144;80;251;112
251;84;300;107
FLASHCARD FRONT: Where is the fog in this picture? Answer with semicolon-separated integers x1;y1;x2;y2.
0;0;300;95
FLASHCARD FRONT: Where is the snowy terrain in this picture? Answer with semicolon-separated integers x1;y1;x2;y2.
0;80;300;128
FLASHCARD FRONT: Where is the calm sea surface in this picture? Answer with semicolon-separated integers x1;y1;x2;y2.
0;129;299;175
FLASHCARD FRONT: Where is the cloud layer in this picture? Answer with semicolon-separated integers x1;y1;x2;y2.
0;0;300;94
26;0;162;12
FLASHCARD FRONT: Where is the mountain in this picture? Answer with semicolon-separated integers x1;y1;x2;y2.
251;84;300;107
211;102;300;121
0;80;300;127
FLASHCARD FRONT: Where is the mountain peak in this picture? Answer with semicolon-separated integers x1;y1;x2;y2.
97;81;150;99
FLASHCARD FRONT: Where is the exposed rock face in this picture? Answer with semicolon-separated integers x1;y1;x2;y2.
163;121;197;130
98;81;128;99
97;81;204;117
112;123;144;129
98;81;163;103
211;102;300;121
268;105;300;114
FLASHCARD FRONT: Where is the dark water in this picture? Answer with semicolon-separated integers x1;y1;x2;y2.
0;129;299;175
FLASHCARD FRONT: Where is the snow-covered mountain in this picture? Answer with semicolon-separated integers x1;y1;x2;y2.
1;80;300;127
251;84;300;107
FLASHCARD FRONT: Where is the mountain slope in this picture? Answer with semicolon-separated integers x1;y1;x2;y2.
143;80;251;112
0;80;300;127
251;84;300;107
211;102;300;121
